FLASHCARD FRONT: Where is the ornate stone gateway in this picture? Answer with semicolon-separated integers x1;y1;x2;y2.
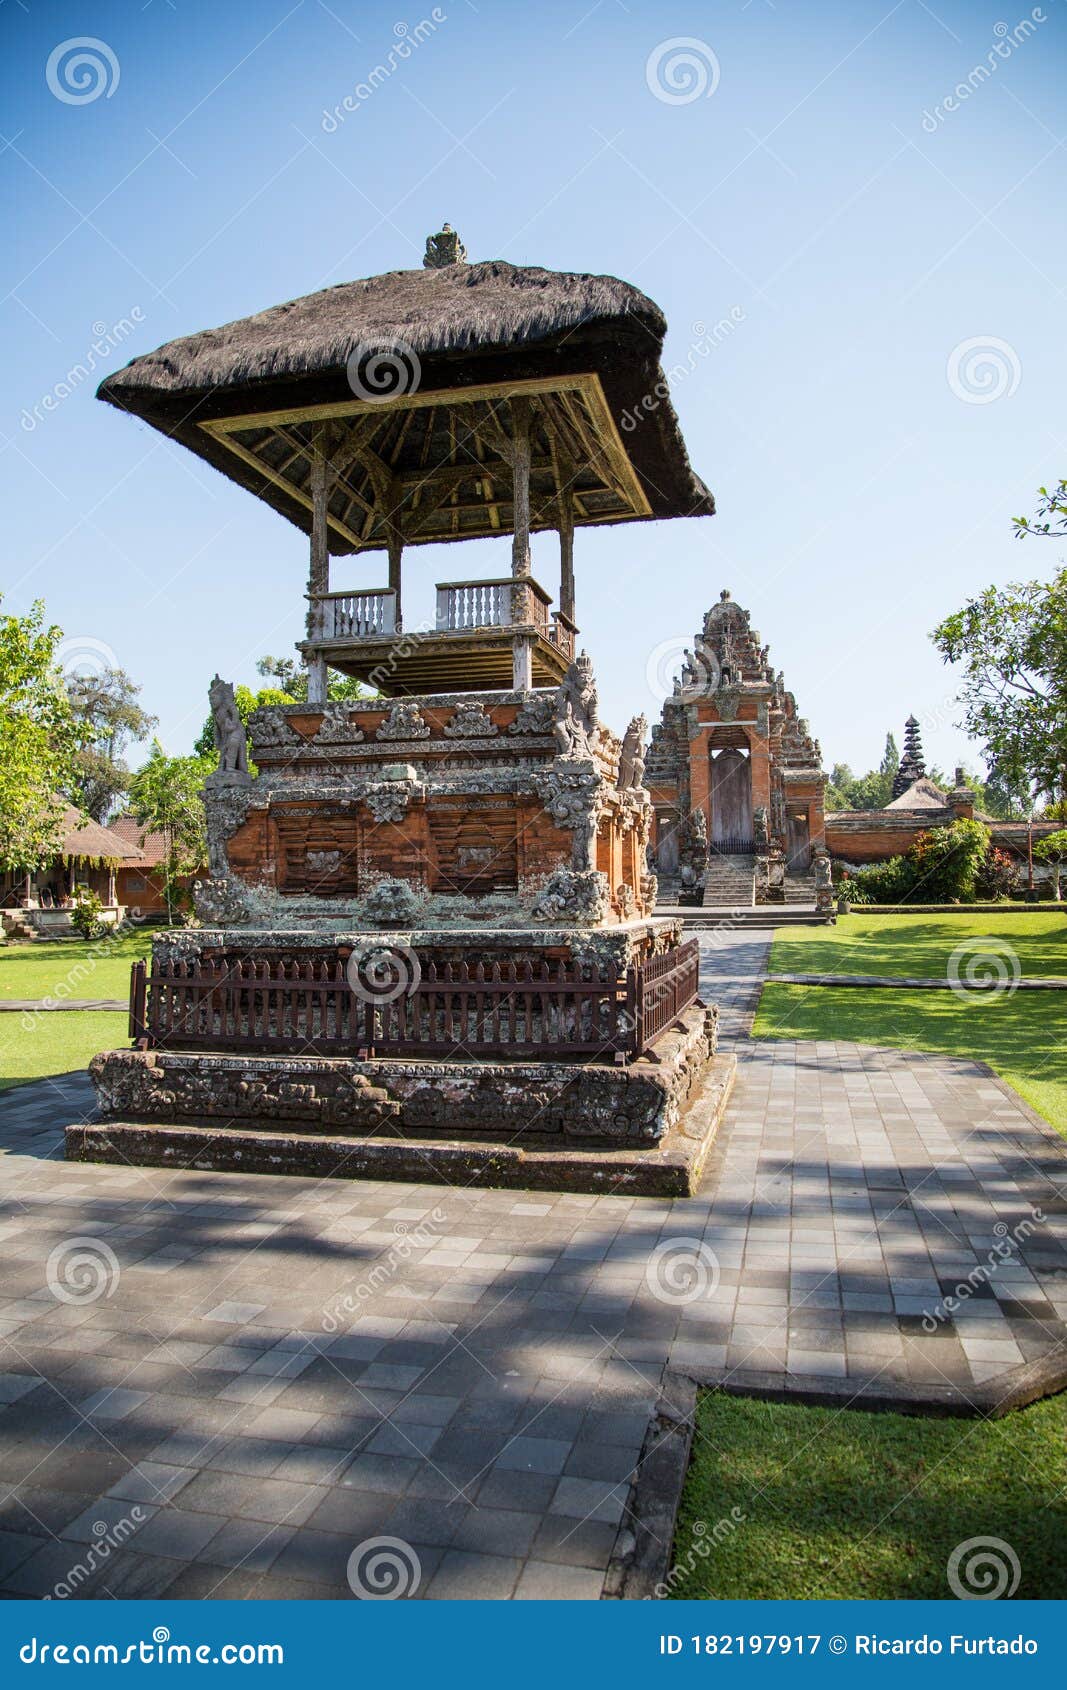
74;232;734;1195
647;590;833;911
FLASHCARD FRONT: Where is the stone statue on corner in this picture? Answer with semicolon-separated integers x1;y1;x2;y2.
208;676;249;779
552;651;599;760
617;715;647;790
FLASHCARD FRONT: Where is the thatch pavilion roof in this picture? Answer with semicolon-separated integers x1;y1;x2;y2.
57;804;144;865
98;259;714;556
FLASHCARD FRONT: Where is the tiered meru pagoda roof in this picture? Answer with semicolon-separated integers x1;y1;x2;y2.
97;255;714;556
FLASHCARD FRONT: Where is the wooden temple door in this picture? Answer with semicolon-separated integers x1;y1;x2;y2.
786;813;811;872
710;750;753;853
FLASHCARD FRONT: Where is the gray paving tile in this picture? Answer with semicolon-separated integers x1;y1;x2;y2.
2;930;1065;1603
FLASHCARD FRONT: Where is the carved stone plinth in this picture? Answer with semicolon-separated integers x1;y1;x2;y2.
80;660;721;1195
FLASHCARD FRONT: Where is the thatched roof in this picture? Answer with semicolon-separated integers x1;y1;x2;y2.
97;259;714;554
884;777;948;811
58;804;144;865
103;263;665;391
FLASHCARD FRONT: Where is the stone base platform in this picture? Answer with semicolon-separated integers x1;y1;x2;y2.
67;1054;735;1197
89;1002;716;1145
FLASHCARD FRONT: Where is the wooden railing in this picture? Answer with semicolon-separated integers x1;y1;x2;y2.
435;577;553;635
551;612;577;662
128;939;701;1063
315;589;397;639
633;938;701;1050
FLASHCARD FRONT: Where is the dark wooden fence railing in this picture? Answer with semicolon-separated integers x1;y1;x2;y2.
708;838;756;857
128;939;701;1063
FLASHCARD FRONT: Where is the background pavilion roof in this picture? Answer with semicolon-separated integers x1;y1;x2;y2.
97;259;714;557
56;804;144;865
884;776;948;811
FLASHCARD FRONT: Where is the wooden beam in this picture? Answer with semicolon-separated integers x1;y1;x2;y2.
558;491;575;624
509;398;531;579
307;424;332;704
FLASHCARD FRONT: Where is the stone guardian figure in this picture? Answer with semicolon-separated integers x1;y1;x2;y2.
617;715;647;790
209;675;249;777
552;651;599;759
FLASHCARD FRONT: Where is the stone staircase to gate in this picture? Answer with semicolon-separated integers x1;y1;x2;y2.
782;874;818;905
701;854;756;908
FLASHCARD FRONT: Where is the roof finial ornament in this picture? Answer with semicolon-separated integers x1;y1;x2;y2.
423;224;467;269
719;588;731;601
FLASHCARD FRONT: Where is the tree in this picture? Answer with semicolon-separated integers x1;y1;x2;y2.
1035;828;1067;900
1013;479;1067;540
128;742;213;925
0;598;84;877
933;483;1067;809
192;660;370;763
908;818;990;902
256;654;366;703
880;732;899;778
65;666;157;822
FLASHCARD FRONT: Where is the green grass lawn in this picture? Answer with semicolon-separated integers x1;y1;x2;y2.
0;1009;128;1092
755;984;1067;1135
758;910;1067;1135
0;927;149;1002
670;1392;1067;1599
769;909;1067;979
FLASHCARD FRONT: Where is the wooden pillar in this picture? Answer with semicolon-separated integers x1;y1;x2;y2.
510;398;531;579
558;492;575;624
307;426;330;705
386;517;403;632
512;633;533;692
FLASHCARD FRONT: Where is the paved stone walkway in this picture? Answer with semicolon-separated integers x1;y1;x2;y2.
0;932;1065;1600
0;1000;126;1013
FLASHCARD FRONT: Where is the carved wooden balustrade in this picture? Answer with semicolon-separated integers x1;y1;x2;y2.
434;576;553;634
128;940;701;1064
314;588;397;639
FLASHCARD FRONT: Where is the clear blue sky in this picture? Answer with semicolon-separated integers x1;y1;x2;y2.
3;0;1065;779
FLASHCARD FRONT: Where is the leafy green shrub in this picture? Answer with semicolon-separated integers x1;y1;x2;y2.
908;818;990;902
839;856;915;905
70;887;105;939
975;846;1021;901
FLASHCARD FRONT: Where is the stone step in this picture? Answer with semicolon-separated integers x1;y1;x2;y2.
782;877;817;904
657;905;833;928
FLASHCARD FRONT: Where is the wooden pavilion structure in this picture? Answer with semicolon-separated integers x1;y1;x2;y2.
98;235;713;697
